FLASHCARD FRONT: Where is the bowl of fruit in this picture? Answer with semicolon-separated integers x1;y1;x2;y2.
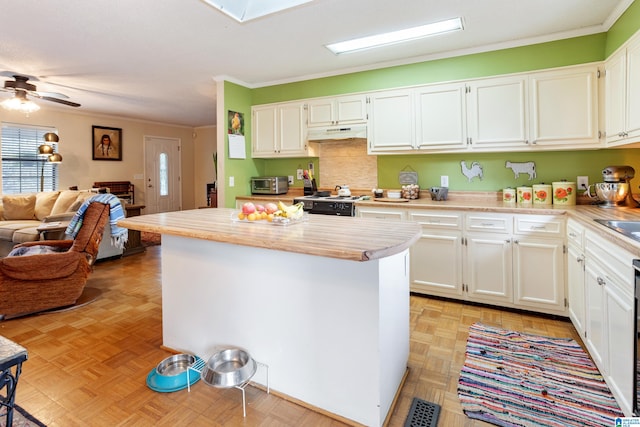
235;201;306;225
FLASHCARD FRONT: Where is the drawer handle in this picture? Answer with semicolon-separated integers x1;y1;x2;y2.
428;219;441;224
530;225;547;230
569;232;577;238
480;222;496;227
597;276;606;286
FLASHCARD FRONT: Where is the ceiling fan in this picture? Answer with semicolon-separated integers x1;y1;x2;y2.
1;74;81;108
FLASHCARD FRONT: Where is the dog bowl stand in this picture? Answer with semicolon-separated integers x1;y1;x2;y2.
187;358;269;417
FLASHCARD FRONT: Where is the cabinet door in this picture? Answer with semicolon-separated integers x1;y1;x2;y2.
414;83;467;150
512;236;565;314
466;76;528;148
567;244;586;336
465;233;512;304
335;95;368;124
368;89;415;152
604;280;635;416
584;261;608;372
529;65;599;147
277;102;307;156
409;210;464;298
307;98;335;127
411;231;463;298
605;49;627;144
626;36;640;141
252;105;277;157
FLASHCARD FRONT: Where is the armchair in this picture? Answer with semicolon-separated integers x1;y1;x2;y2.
0;202;110;319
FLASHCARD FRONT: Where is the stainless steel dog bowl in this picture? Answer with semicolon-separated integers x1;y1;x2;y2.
201;348;257;388
156;353;196;376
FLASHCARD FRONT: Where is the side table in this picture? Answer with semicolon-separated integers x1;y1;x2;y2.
123;204;146;257
36;221;69;241
0;336;27;427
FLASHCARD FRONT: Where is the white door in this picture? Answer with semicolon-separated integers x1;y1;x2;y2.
144;136;181;214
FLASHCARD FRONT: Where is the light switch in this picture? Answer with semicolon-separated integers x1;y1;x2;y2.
229;176;235;187
441;176;449;187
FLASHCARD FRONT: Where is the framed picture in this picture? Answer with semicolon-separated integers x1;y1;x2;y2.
228;110;244;135
92;125;122;160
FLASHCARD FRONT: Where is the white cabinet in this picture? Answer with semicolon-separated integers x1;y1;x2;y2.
529;65;600;147
252;101;313;158
512;215;566;313
414;83;467;150
464;213;566;315
307;95;368;127
368;89;415;152
465;213;514;305
584;230;635;416
566;219;586;336
466;75;529;149
605;34;640;146
408;210;464;297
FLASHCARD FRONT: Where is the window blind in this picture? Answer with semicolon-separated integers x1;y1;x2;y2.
1;123;59;194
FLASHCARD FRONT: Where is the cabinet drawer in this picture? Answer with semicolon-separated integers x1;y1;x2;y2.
409;210;463;230
466;213;512;234
514;215;565;237
566;219;585;248
357;207;406;221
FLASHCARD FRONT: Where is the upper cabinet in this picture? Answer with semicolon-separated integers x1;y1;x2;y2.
369;64;600;154
467;75;529;149
529;65;600;148
369;89;415;152
252;101;314;158
605;34;640;146
306;94;368;127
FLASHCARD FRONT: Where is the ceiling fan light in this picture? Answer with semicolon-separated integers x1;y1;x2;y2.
1;96;40;114
43;132;59;143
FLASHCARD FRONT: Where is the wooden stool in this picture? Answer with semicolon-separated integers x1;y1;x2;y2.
0;336;27;427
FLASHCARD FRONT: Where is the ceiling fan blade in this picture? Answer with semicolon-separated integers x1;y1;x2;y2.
40;96;81;107
30;90;70;99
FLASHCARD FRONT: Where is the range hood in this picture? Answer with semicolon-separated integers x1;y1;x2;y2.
307;124;367;141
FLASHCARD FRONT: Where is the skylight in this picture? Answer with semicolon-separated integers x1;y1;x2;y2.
202;0;312;22
326;17;464;54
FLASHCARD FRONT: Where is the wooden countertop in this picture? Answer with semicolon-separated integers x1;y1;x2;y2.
118;208;421;262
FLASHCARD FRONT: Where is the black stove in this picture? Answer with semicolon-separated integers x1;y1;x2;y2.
293;195;363;216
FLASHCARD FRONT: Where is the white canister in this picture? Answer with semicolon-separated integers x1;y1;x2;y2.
502;188;516;203
517;186;533;204
552;182;576;205
532;184;552;205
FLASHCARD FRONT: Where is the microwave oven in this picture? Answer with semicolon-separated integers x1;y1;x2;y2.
251;176;289;195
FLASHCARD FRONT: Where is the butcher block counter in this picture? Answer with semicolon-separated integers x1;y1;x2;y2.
118;208;419;427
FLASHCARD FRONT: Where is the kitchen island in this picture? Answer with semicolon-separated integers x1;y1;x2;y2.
119;208;420;426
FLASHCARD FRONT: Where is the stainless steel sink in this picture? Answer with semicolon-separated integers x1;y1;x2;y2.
594;219;640;241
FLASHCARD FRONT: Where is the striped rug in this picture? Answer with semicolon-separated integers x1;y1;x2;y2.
458;323;624;427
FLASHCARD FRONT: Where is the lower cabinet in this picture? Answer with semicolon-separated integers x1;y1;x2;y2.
583;230;635;416
566;219;586;336
358;206;567;315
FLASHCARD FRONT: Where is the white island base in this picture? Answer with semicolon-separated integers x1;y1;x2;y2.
161;234;410;426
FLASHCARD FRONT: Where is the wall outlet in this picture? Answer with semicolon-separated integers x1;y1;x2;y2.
308;162;314;175
288;175;294;185
297;169;303;180
441;175;449;187
577;176;589;190
229;176;234;187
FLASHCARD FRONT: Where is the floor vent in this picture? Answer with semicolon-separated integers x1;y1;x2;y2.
404;397;441;427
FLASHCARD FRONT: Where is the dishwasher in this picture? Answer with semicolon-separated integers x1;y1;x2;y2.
633;259;640;415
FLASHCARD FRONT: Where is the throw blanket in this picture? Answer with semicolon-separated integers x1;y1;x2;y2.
65;193;128;249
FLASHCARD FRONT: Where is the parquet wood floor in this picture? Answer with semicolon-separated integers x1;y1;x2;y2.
0;245;579;426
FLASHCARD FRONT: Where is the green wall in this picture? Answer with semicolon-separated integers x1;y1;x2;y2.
223;1;640;206
377;149;640;191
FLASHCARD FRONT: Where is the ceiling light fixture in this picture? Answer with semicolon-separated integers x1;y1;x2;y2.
202;0;312;22
1;90;40;114
326;17;464;55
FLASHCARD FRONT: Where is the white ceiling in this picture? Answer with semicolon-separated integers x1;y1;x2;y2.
0;0;633;128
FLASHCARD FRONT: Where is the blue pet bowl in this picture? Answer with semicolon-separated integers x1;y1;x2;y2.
146;353;202;392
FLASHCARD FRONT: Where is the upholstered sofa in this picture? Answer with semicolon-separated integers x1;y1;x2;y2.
0;190;123;259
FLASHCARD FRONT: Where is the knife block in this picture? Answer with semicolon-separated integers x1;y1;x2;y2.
304;178;317;195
